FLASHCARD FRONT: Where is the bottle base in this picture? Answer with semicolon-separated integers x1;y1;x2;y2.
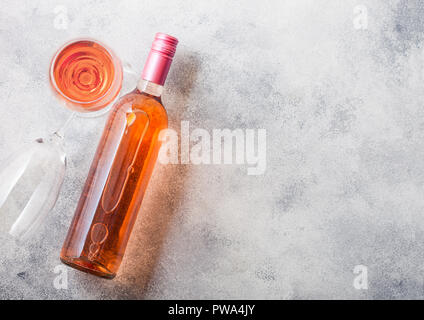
60;256;116;279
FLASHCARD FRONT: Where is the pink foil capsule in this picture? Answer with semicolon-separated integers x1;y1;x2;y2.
141;33;179;86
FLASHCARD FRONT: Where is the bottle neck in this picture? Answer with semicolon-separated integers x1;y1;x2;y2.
136;79;163;97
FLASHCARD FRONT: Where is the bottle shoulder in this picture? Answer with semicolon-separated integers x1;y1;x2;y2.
112;90;168;125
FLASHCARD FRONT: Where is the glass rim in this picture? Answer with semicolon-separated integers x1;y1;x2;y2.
49;37;123;110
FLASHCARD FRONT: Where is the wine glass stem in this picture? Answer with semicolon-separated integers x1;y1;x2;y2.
54;112;76;139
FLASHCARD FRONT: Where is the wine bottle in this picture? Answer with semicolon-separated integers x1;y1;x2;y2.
60;33;178;279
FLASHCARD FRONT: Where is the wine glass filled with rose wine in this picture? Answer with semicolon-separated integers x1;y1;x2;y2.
50;39;123;114
0;39;129;243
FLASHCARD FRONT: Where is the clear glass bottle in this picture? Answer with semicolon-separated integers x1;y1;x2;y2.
60;33;178;279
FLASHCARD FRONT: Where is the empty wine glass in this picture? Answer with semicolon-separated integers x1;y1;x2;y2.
0;38;136;243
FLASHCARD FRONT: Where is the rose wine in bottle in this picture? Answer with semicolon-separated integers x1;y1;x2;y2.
60;33;178;279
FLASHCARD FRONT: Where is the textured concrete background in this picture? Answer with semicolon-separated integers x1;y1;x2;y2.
1;0;424;299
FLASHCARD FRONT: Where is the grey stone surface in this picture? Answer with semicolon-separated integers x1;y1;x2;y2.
1;0;424;299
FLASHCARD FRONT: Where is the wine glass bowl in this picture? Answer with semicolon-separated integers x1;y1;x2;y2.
49;39;123;114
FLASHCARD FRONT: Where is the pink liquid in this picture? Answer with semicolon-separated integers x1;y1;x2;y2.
50;40;122;112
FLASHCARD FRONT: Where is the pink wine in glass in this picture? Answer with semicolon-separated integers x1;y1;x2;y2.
50;39;123;113
60;33;178;279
